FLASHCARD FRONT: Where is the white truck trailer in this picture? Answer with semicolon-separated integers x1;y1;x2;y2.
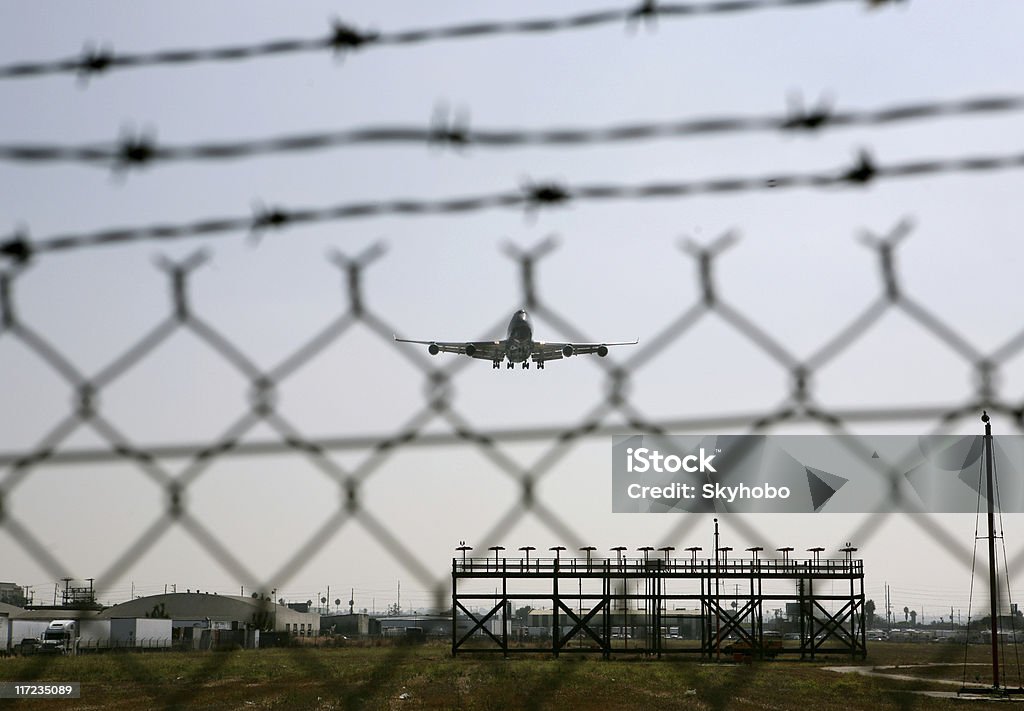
77;619;111;652
110;618;172;649
11;619;50;647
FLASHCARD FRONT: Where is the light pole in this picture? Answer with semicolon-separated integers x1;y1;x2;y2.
611;546;627;571
611;546;628;642
580;546;597;572
686;546;702;564
519;546;535;571
489;546;505;571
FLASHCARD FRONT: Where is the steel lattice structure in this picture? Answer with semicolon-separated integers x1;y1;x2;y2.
452;534;867;660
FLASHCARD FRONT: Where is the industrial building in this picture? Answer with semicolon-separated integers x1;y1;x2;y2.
1;591;321;653
0;583;28;607
379;614;460;638
526;607;704;640
320;612;379;636
102;593;320;636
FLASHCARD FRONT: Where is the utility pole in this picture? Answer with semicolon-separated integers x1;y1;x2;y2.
714;518;721;661
983;411;1000;689
885;583;892;630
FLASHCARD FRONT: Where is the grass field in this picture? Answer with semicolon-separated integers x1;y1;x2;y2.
0;642;1014;710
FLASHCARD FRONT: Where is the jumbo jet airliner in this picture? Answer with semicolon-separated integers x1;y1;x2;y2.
394;309;637;369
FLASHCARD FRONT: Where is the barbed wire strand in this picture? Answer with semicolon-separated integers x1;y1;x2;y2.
3;147;1023;265
1;94;1018;169
0;0;900;81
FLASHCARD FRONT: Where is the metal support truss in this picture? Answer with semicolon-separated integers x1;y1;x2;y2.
452;552;866;660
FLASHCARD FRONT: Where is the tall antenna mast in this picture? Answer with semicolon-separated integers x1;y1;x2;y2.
983;410;1000;689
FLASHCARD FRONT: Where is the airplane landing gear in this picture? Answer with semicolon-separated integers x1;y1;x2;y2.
506;361;514;369
492;360;501;369
536;360;545;370
522;361;530;369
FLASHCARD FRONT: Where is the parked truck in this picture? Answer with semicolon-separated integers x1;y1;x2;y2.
41;620;77;655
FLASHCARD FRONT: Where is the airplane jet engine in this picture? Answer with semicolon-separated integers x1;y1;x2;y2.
428;343;440;355
562;345;575;358
464;344;477;357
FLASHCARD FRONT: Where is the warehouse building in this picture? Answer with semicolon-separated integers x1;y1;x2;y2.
101;593;320;636
320;612;379;637
2;593;321;652
379;614;469;638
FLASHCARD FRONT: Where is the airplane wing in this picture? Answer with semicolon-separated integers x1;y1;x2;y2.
394;337;506;360
532;340;638;361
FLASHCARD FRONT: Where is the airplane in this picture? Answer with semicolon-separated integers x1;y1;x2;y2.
394;309;637;369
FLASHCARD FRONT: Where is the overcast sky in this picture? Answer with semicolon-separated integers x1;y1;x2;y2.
1;1;1024;620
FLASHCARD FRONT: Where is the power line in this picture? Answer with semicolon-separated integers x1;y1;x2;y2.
0;0;898;81
1;94;1019;169
3;147;1022;264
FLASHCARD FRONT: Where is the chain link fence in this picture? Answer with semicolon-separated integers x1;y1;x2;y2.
3;217;1023;601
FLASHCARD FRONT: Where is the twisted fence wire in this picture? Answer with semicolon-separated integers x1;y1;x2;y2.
2;217;1023;711
0;0;898;81
4;222;1024;608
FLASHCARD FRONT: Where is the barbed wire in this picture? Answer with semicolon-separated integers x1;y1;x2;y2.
0;0;900;82
3;147;1022;265
1;93;1019;169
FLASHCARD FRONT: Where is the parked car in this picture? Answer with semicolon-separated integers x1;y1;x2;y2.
14;638;41;656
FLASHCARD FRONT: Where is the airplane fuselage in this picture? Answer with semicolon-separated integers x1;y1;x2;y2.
504;310;534;363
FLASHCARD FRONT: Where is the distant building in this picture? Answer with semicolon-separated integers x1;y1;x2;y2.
0;583;27;608
526;607;703;639
379;615;454;637
100;593;320;636
320;613;379;636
